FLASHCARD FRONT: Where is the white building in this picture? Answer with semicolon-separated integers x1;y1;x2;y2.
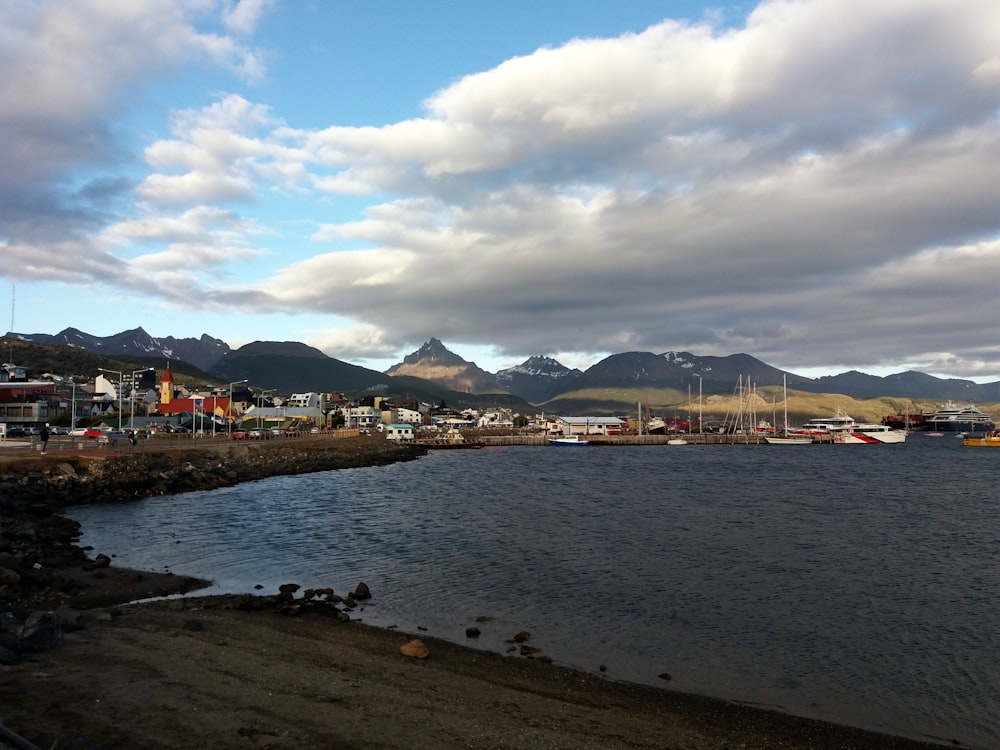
286;392;324;409
345;405;380;430
556;416;625;436
384;423;414;442
478;409;514;429
387;406;423;426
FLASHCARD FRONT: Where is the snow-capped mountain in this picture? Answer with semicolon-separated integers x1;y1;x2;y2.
6;327;231;372
495;355;581;404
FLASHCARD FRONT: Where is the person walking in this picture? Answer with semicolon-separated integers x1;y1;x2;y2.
39;426;50;454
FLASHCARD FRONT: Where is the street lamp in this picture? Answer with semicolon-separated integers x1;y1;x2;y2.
257;388;275;429
97;368;123;431
228;380;247;436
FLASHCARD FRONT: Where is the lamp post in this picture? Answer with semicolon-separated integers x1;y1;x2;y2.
228;380;247;437
68;377;77;430
257;388;275;429
97;368;123;431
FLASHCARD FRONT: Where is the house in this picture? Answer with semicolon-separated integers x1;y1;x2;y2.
384;423;414;442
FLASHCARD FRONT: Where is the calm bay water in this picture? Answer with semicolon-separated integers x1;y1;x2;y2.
68;437;1000;748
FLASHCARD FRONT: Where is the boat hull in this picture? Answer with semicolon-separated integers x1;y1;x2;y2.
834;430;906;444
963;435;1000;447
925;421;995;433
764;436;814;445
549;438;589;446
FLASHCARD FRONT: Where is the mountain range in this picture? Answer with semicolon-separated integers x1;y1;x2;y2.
6;328;1000;408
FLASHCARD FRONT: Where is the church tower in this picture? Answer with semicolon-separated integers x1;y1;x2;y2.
160;363;174;406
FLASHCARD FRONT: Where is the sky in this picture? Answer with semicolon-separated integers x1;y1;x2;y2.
3;0;1000;382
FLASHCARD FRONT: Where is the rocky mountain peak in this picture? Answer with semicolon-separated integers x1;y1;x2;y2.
388;339;502;394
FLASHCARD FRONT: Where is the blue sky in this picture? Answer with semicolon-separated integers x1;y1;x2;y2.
3;0;1000;381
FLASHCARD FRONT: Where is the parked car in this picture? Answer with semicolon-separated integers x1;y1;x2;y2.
3;427;27;438
68;427;89;437
231;430;248;440
248;428;269;440
49;426;70;435
96;431;127;445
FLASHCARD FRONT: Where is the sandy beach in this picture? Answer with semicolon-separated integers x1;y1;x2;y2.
0;563;953;750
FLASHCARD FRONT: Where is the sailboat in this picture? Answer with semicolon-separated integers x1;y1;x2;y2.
764;375;813;445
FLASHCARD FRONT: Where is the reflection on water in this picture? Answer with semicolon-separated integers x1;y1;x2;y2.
69;438;1000;748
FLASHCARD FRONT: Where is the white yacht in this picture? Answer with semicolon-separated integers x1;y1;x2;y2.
798;413;856;434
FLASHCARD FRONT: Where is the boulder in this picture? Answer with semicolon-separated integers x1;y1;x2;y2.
17;610;63;652
353;581;371;600
399;639;429;659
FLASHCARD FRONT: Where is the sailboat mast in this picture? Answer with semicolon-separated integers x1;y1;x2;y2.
783;374;790;434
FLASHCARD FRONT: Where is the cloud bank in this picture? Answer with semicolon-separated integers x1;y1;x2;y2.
3;0;1000;378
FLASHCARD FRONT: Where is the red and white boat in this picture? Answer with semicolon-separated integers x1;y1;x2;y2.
833;423;907;444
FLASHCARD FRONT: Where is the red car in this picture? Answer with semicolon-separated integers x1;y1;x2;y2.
231;430;248;440
83;428;106;438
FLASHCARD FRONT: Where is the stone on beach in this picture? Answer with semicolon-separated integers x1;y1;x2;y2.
400;639;429;659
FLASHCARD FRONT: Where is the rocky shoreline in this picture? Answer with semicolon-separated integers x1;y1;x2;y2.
0;438;421;625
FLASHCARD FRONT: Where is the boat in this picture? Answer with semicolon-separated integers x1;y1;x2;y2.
833;423;907;444
798;412;857;435
922;401;995;434
549;435;589;446
765;434;814;445
415;429;486;449
666;438;688;445
962;431;1000;447
764;375;814;445
646;416;667;435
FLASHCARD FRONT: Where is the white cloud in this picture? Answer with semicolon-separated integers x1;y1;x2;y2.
222;0;277;36
5;0;1000;380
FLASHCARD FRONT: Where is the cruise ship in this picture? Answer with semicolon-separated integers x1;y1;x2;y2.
922;401;995;433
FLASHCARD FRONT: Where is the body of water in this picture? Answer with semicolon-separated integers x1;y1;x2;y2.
68;436;1000;748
